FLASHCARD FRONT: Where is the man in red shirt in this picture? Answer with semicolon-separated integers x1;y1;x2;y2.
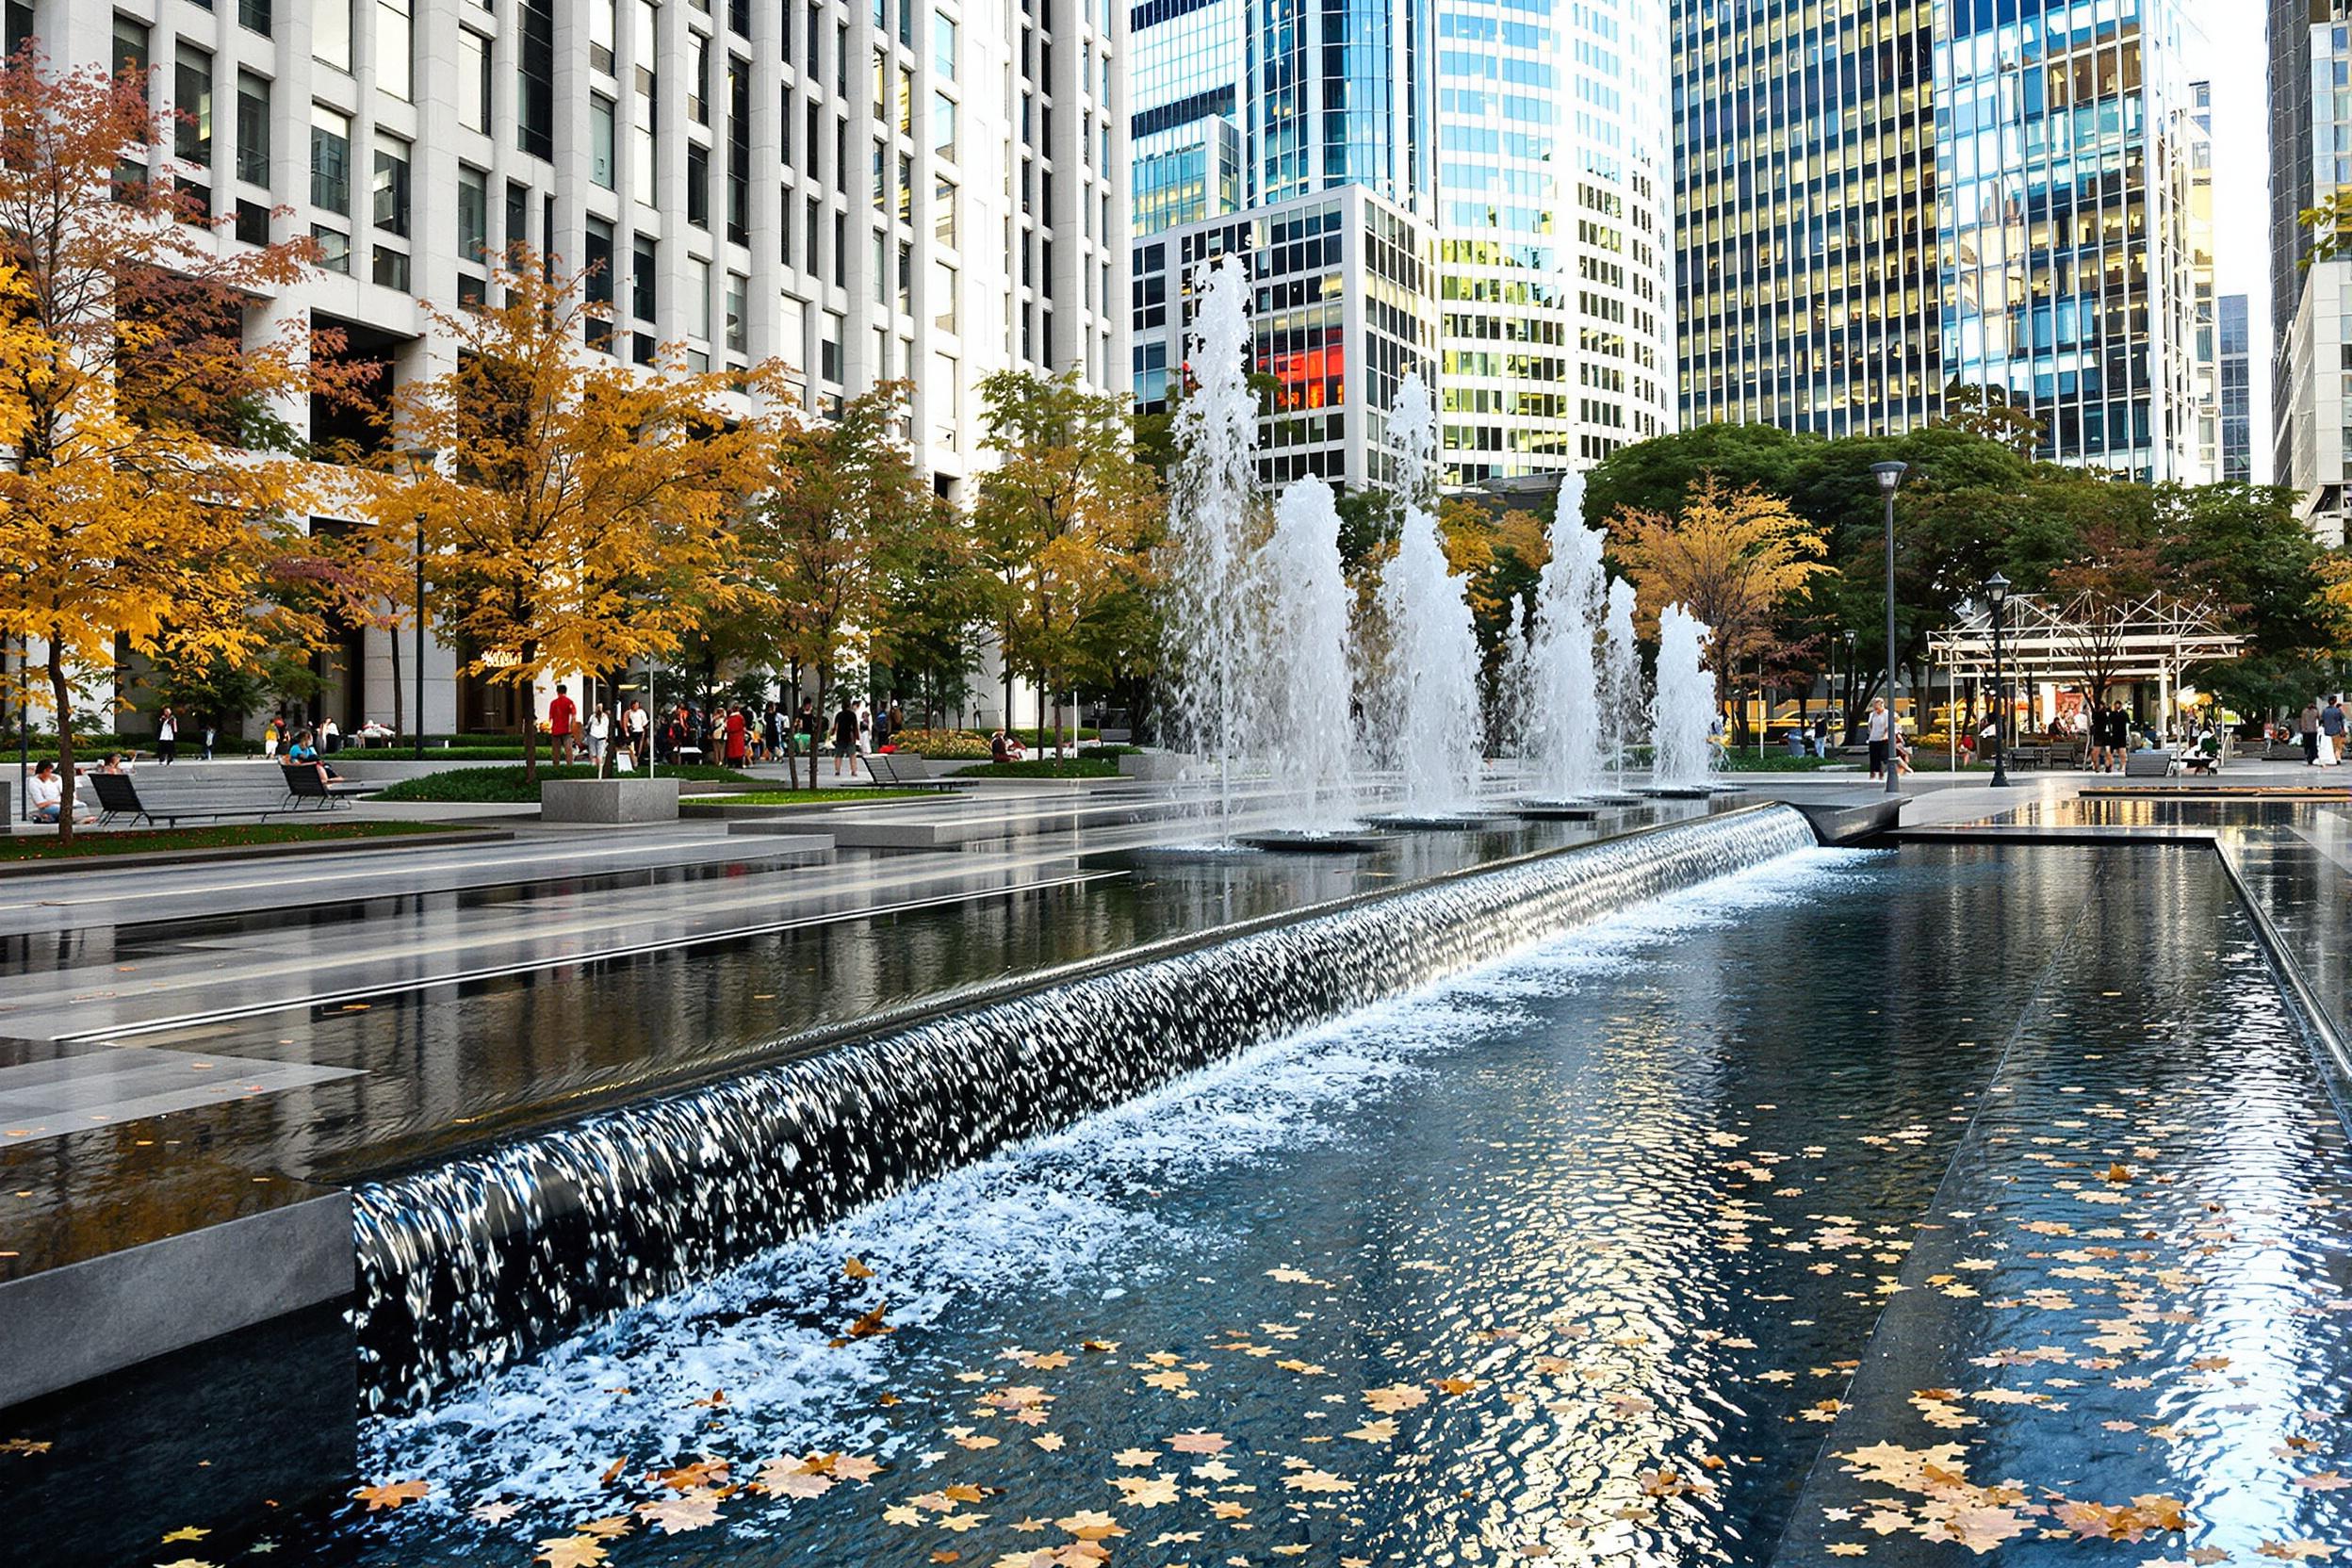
548;682;578;763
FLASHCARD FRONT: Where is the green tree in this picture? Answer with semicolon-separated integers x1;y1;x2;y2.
972;370;1162;752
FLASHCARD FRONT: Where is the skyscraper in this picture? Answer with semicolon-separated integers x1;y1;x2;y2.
1676;0;2213;482
2268;0;2348;487
2219;293;2252;483
2278;14;2352;543
1131;0;1670;489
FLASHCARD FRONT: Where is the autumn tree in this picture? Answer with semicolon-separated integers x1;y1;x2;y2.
370;247;778;777
727;381;947;786
1606;476;1828;714
972;370;1162;751
0;46;355;838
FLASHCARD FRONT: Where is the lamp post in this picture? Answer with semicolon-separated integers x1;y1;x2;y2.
1985;571;2012;790
1870;462;1908;795
1842;629;1857;741
413;513;427;761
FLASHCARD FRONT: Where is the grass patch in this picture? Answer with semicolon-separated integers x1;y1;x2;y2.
372;763;759;804
0;821;449;862
685;788;940;808
958;758;1122;780
1713;752;1862;773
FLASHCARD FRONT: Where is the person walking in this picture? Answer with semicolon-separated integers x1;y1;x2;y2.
200;720;216;761
832;697;861;777
587;703;611;770
763;702;785;765
548;683;578;764
798;698;821;767
1866;697;1890;779
2302;698;2326;766
155;706;178;764
2325;695;2348;768
724;705;748;768
263;716;282;761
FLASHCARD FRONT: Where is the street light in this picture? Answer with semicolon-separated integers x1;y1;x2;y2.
1842;629;1857;741
1984;571;2012;790
1870;462;1908;796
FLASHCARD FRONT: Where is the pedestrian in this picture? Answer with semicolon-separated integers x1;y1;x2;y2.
201;720;216;760
764;702;786;764
2104;704;2129;774
833;696;861;777
2302;698;2325;766
725;705;748;767
626;699;649;766
548;682;578;764
587;703;611;770
798;698;821;763
1866;697;1890;779
320;715;341;754
872;699;893;753
2325;694;2347;768
155;706;178;764
263;716;282;760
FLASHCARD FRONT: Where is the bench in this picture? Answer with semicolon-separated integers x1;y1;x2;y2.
864;751;961;792
2123;749;2176;778
86;766;365;827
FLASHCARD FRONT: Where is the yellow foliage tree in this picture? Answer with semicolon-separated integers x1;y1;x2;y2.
0;47;345;838
1606;476;1828;688
369;248;782;777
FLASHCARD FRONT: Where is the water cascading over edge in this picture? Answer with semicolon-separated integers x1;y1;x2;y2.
353;807;1818;1412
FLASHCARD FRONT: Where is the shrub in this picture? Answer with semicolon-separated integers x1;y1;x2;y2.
959;758;1121;780
372;764;758;803
894;727;993;760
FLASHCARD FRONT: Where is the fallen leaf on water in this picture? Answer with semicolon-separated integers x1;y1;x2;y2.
351;1479;430;1511
533;1537;608;1568
636;1495;722;1534
844;1257;874;1280
849;1302;892;1339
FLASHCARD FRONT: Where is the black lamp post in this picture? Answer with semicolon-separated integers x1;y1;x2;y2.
1870;462;1908;795
1842;629;1857;740
413;514;427;761
1985;571;2012;790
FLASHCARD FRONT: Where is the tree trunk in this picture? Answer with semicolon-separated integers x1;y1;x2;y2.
387;607;404;741
47;646;74;843
520;674;541;782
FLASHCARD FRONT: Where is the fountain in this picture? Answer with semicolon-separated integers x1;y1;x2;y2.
1601;578;1642;786
1161;256;1259;822
1371;373;1494;826
1517;472;1609;817
1646;603;1721;796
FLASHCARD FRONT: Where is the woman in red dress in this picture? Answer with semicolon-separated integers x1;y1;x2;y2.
724;706;748;767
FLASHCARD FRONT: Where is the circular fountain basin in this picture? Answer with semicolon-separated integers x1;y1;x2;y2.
1635;785;1721;800
1508;797;1635;821
1365;810;1524;831
1232;828;1398;854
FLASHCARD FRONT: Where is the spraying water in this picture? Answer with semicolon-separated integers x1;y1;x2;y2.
1262;479;1359;828
1524;471;1604;799
1376;374;1485;813
1602;579;1641;778
1162;257;1259;819
1651;604;1717;788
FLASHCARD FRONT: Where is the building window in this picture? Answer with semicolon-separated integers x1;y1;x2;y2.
235;73;270;185
371;133;410;237
517;0;555;159
235;200;270;245
174;45;213;167
112;16;149;84
726;272;746;354
314;224;351;271
689;256;712;339
632;236;657;320
687;144;710;227
934;176;956;248
314;1;352;70
459;29;491;133
591;95;617;188
371;245;409;290
584;218;615;348
310;104;351;215
375;1;413;101
457;166;488;260
591;0;617;74
933;11;956;80
240;0;274;37
933;91;956;162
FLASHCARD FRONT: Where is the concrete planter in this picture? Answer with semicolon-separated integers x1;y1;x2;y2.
540;776;680;824
1118;751;1194;782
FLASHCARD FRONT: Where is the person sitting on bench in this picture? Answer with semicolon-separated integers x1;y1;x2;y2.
286;727;342;785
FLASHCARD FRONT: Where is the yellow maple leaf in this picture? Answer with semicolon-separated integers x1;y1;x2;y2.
351;1478;431;1511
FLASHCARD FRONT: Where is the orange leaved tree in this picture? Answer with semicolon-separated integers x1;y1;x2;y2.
0;46;348;838
1606;475;1829;706
371;248;781;779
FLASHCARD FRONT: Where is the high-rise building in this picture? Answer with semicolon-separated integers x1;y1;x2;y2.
1434;0;1674;482
1131;0;1670;490
2267;0;2348;487
2278;16;2352;544
12;0;1124;733
2219;293;2252;484
2190;79;2220;484
1676;0;2213;482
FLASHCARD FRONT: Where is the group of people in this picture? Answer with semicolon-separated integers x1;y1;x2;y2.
564;687;906;777
2295;696;2350;767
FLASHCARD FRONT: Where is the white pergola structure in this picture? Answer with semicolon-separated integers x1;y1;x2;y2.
1928;590;2245;737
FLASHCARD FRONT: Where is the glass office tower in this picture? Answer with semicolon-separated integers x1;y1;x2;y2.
2219;292;2251;483
1436;0;1673;482
1676;0;2211;482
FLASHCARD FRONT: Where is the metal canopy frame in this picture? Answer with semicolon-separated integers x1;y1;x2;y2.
1927;592;2244;694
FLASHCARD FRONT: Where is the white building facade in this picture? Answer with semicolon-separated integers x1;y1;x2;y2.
8;0;1125;736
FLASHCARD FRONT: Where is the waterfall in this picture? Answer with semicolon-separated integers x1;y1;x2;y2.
1374;373;1484;813
1161;256;1259;819
1525;471;1604;799
353;807;1819;1413
1652;605;1717;788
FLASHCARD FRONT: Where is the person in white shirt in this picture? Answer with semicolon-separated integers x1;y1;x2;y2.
1867;697;1892;780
